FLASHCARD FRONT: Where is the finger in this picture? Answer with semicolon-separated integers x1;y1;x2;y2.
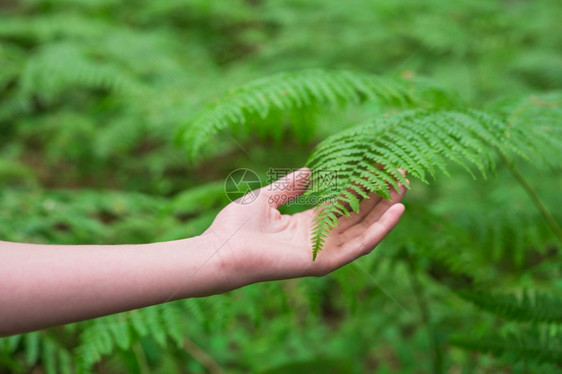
334;192;383;233
333;164;387;215
361;177;408;226
260;167;311;208
336;169;408;233
299;187;384;234
336;203;405;263
338;180;407;241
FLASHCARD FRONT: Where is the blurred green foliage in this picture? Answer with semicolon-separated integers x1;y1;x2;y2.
1;0;561;373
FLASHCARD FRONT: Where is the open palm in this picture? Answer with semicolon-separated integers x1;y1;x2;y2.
203;168;407;289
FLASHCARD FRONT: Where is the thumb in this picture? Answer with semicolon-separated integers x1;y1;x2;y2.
260;167;311;208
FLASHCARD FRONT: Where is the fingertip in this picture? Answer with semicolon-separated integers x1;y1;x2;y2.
294;167;312;187
288;167;312;183
380;203;405;227
299;166;312;175
393;202;405;215
351;203;405;257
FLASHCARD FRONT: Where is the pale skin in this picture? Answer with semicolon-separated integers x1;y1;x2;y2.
0;168;407;336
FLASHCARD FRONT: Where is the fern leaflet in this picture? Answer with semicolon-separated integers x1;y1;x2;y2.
450;330;562;365
305;109;528;258
177;69;452;160
457;289;562;324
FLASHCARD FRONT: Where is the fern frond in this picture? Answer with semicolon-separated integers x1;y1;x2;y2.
450;330;562;365
489;92;562;170
456;290;562;324
0;44;24;91
19;43;139;106
306;109;524;258
0;13;111;43
0;333;73;374
74;303;185;371
176;69;452;160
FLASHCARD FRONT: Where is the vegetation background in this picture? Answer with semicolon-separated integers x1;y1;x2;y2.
0;0;561;373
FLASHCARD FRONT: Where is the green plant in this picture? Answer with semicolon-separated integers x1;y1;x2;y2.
179;69;562;372
177;69;453;161
182;70;561;258
1;1;561;372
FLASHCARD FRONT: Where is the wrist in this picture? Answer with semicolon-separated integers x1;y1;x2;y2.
135;234;232;301
197;228;256;294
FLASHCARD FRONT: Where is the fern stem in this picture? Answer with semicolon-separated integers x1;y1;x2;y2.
132;343;150;374
183;337;225;374
407;255;444;374
500;153;562;244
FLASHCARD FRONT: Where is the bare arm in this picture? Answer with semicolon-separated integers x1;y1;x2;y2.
0;168;406;336
0;236;222;336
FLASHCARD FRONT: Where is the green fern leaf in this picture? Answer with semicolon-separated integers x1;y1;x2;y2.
24;332;40;366
107;318;131;350
143;306;167;346
42;338;57;374
58;350;72;374
306;109;525;258
451;331;562;365
489;92;562;170
177;69;452;161
457;289;562;323
19;43;139;106
161;302;185;348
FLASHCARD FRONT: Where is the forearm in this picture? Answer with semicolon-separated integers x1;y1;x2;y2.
0;167;407;336
0;235;230;336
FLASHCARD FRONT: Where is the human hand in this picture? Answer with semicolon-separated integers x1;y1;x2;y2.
202;167;407;289
0;167;406;335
